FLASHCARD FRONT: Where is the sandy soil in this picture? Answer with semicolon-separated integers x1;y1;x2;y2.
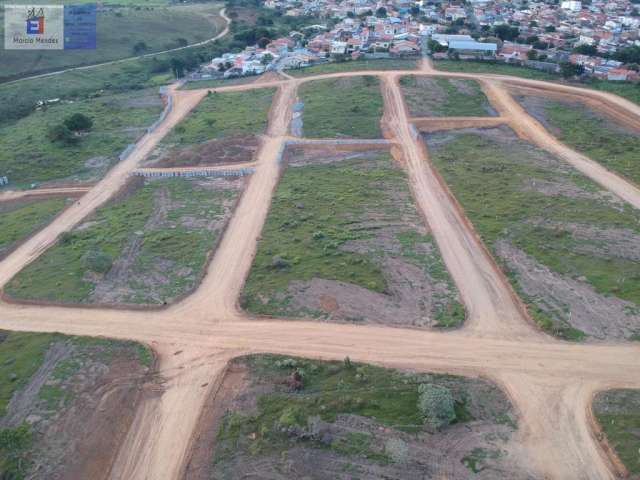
0;64;638;480
1;338;151;479
145;134;260;168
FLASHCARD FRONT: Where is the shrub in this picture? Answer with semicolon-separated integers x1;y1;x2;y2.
417;383;456;431
46;124;77;145
82;248;113;274
63;113;93;132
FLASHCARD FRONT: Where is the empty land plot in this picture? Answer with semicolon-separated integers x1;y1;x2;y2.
298;76;384;138
399;77;496;117
593;389;640;476
5;176;244;305
146;88;275;167
287;58;418;77
0;3;224;80
241;147;464;328
426;126;640;341
186;354;526;480
0;89;163;188
0;330;151;480
0;197;72;258
517;95;640;185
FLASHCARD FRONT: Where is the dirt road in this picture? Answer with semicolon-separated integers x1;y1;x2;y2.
0;186;91;202
0;63;639;480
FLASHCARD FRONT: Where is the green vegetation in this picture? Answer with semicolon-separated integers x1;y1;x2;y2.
299;76;383;138
434;59;560;80
417;383;456;430
0;330;151;479
0;89;162;187
162;88;275;146
399;76;493;117
434;60;640;106
593;389;640;475
0;198;69;257
427;130;640;340
6;177;239;305
543;100;640;185
0;3;224;80
215;354;498;463
241;152;463;326
287;58;418;77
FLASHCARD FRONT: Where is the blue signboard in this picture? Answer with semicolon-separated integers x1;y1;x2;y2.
64;4;96;49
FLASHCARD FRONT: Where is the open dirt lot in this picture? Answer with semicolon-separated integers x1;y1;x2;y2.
187;354;529;480
241;145;464;328
0;331;152;479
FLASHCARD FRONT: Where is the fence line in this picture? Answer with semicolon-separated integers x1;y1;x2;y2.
132;167;255;179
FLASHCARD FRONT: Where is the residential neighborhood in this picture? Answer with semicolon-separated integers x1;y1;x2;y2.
190;0;640;82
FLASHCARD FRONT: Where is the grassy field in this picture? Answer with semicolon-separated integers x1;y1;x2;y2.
542;100;640;185
214;354;513;465
0;89;163;187
434;59;560;80
0;3;224;80
0;330;150;479
287;58;418;77
427;129;640;341
161;88;275;146
241;151;463;327
593;389;640;476
5;177;240;305
298;76;383;138
434;60;640;106
0;198;70;258
399;76;494;117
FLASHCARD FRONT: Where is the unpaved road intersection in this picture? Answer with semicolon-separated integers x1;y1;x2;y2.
0;62;639;480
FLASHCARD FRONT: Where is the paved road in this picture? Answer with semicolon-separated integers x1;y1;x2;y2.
0;62;639;479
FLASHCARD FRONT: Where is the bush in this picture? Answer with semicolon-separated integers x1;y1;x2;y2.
63;113;93;132
417;383;456;431
82;248;113;274
46;124;77;145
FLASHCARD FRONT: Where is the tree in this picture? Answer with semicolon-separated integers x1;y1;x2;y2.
47;124;77;145
560;61;584;78
82;248;113;274
614;46;640;65
493;24;520;41
376;6;387;17
132;41;148;55
170;57;185;79
527;49;539;60
529;20;538;27
545;25;556;32
428;39;448;53
63;113;93;132
258;37;271;49
573;43;597;55
410;5;420;16
261;53;274;65
417;384;456;431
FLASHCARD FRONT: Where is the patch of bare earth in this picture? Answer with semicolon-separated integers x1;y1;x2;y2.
145;134;260;168
496;240;639;340
187;356;532;480
0;339;152;479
